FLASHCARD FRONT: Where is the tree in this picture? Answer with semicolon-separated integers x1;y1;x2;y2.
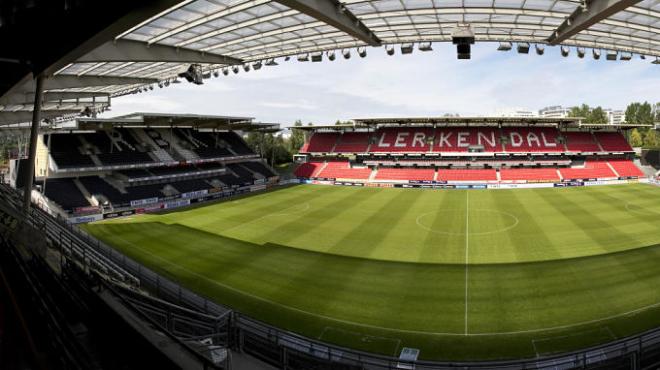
643;129;659;148
588;106;608;124
629;128;643;147
625;102;641;124
289;120;305;155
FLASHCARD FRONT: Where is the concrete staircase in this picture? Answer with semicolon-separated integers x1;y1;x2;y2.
132;128;175;162
158;129;199;161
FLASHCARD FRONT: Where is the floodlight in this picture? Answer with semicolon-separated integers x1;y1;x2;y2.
212;70;219;77
342;49;351;59
652;57;660;65
358;47;367;58
419;42;433;51
401;43;414;54
149;85;154;90
326;51;336;61
452;25;474;59
576;47;585;58
158;82;163;88
385;44;395;56
517;42;530;54
242;64;251;72
560;46;570;57
497;42;512;51
265;58;279;66
178;64;204;85
311;52;323;62
592;49;601;60
165;79;171;86
606;50;617;60
252;61;263;70
297;53;309;62
640;54;646;60
222;67;229;75
232;65;240;74
620;52;632;61
284;56;291;61
535;44;545;55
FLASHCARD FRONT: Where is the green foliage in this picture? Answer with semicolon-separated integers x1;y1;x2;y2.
244;119;314;166
625;101;654;125
629;129;643;147
643;129;660;148
569;104;608;123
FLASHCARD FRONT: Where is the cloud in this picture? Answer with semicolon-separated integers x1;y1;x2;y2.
106;43;660;126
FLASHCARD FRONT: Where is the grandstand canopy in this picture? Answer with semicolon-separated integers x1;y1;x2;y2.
74;112;281;132
296;116;655;129
1;0;660;125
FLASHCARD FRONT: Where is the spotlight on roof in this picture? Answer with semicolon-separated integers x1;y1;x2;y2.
297;53;309;62
497;41;512;51
592;49;601;60
652;57;660;65
311;52;323;62
577;47;586;58
606;50;618;60
342;49;351;59
326;51;336;61
640;54;646;60
242;64;251;72
252;61;263;70
284;56;291;61
265;58;278;66
222;67;229;76
178;64;204;85
535;44;545;55
452;25;474;59
419;42;433;52
401;43;414;54
560;46;570;57
158;82;164;88
232;65;240;74
149;85;154;90
620;52;632;61
357;47;367;58
212;70;220;77
385;44;395;56
517;42;530;54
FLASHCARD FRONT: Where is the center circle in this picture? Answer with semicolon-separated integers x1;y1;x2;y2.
415;208;520;235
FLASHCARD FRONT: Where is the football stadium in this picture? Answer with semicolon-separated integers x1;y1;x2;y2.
0;1;659;370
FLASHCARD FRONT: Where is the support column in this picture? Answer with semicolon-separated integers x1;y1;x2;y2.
22;75;44;213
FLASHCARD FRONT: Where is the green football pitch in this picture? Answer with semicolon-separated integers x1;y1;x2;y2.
82;183;660;361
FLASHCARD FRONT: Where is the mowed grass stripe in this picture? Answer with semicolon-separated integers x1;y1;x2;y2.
83;184;660;361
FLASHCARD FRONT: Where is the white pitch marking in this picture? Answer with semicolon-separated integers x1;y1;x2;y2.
465;191;469;335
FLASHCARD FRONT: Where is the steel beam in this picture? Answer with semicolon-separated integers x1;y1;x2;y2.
77;39;243;65
22;76;44;212
0;91;110;106
0;110;82;125
547;0;643;45
272;0;381;46
12;75;158;95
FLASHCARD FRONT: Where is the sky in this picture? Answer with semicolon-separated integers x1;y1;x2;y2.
103;43;660;127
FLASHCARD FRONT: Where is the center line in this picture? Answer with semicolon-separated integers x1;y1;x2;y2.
465;191;469;335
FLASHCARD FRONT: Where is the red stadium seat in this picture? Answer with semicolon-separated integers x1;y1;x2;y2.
316;162;372;179
502;128;562;152
564;132;601;152
302;133;340;153
294;162;325;178
371;128;434;152
334;132;371;153
437;169;497;181
500;168;560;181
559;161;616;179
594;132;633;152
375;168;435;181
608;160;644;177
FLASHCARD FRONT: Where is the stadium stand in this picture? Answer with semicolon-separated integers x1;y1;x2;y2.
43;178;90;210
502;128;562;152
608;159;645;177
301;133;339;153
437;169;497;181
316;162;372;179
500;168;560;181
334;132;371;153
48;134;96;169
375;167;435;181
594;132;634;152
372;128;434;152
564;132;601;152
559;161;616;179
294;162;325;178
